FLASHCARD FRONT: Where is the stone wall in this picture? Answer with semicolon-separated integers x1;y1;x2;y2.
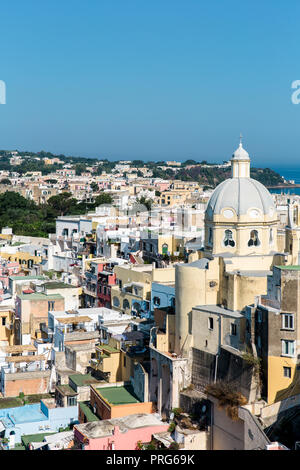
192;346;255;401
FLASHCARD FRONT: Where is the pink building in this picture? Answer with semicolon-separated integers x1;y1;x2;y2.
0;261;20;298
155;182;170;192
73;413;169;450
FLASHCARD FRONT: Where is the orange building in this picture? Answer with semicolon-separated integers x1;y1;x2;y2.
90;383;153;420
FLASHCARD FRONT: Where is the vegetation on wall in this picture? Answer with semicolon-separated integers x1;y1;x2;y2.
205;382;247;421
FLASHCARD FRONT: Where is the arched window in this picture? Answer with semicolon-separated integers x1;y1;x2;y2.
113;296;120;307
132;302;141;316
123;299;130;310
162;243;168;255
224;230;235;247
248;230;260;247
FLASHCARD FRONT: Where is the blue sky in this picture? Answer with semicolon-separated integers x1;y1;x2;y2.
0;0;300;166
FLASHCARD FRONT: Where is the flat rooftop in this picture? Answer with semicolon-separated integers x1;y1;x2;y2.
75;413;165;439
96;385;140;405
17;293;64;301
229;270;272;277
69;373;100;388
193;304;243;318
276;265;300;271
9;275;45;281
43;281;74;289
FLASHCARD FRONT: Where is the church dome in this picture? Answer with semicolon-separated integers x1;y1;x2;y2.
206;177;276;219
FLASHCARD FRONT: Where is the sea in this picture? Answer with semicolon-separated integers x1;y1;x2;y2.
268;167;300;195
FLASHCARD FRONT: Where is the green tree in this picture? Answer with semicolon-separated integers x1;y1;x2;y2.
94;192;113;206
0;178;11;185
136;196;152;211
46;192;78;216
75;163;86;176
90;182;99;192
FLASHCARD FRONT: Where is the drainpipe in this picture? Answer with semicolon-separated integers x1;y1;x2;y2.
214;314;222;383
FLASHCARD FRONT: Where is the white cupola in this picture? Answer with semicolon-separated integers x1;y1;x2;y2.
231;134;250;178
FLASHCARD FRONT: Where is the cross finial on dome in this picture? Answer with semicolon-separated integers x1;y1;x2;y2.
239;133;243;146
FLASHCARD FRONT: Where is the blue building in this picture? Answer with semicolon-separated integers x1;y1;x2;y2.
150;282;175;315
0;400;78;447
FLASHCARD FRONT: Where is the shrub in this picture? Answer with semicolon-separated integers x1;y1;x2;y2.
168;422;176;432
205;382;247;421
136;440;143;450
169;442;180;450
172;407;182;417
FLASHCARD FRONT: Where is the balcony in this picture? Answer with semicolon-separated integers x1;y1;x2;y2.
83;288;98;298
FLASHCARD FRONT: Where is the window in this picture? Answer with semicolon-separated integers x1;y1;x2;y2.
282;314;294;330
123;299;130;310
282;340;295;357
248;230;260;247
123;355;126;367
132;302;141;316
113;296;120;307
1;317;6;326
162;243;169;255
153;296;161;307
231;323;237;336
283;367;292;378
48;301;55;311
208;317;214;330
68;397;77;407
224;230;235;247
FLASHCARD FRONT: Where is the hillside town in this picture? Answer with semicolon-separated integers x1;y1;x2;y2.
0;140;299;451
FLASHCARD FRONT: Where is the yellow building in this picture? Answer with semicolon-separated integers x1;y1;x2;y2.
0;250;42;269
158;190;192;207
91;336;144;383
111;264;175;316
0;307;15;346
